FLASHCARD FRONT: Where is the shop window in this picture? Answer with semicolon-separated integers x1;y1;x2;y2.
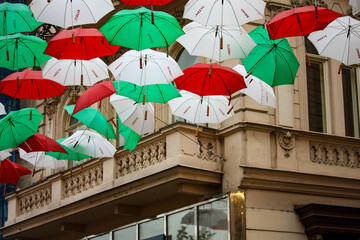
167;208;195;240
113;225;136;240
139;218;164;240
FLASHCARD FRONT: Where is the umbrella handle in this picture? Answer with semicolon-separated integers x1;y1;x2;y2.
81;74;84;85
17;75;20;88
143;94;146;104
220;37;223;49
72;32;75;44
245;71;252;78
99;100;102;109
140;57;143;69
32;167;36;177
6;49;9;61
151;11;154;24
228;95;231;106
73;140;79;148
207;105;210;116
73;92;76;103
227;106;234;115
107;117;118;128
338;64;342;74
306;55;311;67
195;127;199;137
145;110;148;120
24;141;32;152
47;0;51;2
315;5;318;18
30;109;32;120
208;64;213;76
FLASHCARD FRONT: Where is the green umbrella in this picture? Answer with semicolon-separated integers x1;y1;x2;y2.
0;33;50;70
64;105;117;140
241;26;300;87
0;2;43;36
46;138;90;161
118;117;142;152
0;108;43;151
113;80;181;103
99;7;184;52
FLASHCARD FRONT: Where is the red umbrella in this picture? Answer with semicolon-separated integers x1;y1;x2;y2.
19;134;67;153
0;158;31;185
267;6;342;40
73;80;115;115
120;0;173;5
0;70;66;100
44;28;120;60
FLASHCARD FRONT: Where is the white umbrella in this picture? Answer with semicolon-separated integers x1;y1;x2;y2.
110;94;154;135
0;103;6;115
233;64;276;108
61;130;116;158
350;0;360;15
168;90;234;124
29;0;114;28
0;149;11;161
108;49;183;86
19;149;67;169
183;0;266;27
177;22;256;62
41;57;109;86
308;16;360;66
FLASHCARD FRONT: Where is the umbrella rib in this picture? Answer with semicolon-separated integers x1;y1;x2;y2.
109;16;139;43
80;0;97;23
211;69;232;96
275;46;297;84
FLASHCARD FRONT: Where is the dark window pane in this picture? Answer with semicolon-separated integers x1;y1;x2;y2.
342;68;355;137
307;62;324;132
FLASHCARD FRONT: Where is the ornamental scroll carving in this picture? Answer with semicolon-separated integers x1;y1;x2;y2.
63;165;103;198
18;185;52;215
279;131;296;158
116;138;166;178
310;142;360;168
197;137;217;162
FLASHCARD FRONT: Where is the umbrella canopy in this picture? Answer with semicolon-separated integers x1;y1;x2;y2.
177;22;256;62
0;70;66;100
0;103;6;115
183;0;266;27
113;80;180;103
44;28;119;60
308;16;360;66
0;2;43;36
0;33;50;70
120;0;173;5
350;0;360;15
64;105;117;140
61;130;116;158
110;94;154;135
29;0;114;28
0;108;43;151
168;90;234;124
108;49;183;86
241;26;300;87
0;158;31;185
46;138;90;161
19;134;67;153
0;149;12;161
267;6;342;40
117;118;142;152
99;7;184;50
233;64;276;108
41;57;109;86
174;63;246;96
19;149;67;170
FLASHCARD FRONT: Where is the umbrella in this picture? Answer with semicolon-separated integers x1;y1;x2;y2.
64;105;117;140
183;0;266;27
108;49;183;86
267;6;342;40
19;134;67;153
0;108;43;151
174;63;246;97
110;94;154;135
19;149;67;170
44;28;119;60
233;64;276;108
0;158;31;185
46;138;90;161
0;33;50;70
0;103;6;115
0;70;66;100
168;90;234;124
117;118;142;152
99;7;184;51
73;80;115;115
120;0;172;5
350;0;360;15
0;149;11;161
308;16;360;67
61;130;117;158
240;26;300;87
41;57;109;86
0;2;43;36
113;80;181;103
177;22;256;62
29;0;114;28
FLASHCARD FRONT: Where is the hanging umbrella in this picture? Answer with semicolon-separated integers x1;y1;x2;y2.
29;0;114;28
168;90;234;124
41;57;109;86
61;130;117;158
0;103;6;115
174;63;246;97
19;149;67;170
183;0;266;27
0;108;43;151
108;49;183;86
99;7;184;51
267;6;342;40
113;80;180;103
350;0;360;15
0;2;43;36
176;21;256;62
0;33;50;70
0;70;66;100
233;64;276;108
117;117;142;152
0;149;12;161
0;158;31;185
19;134;67;153
44;28;119;60
120;0;173;5
240;26;300;87
308;16;360;67
46;138;90;161
110;94;154;135
64;105;117;140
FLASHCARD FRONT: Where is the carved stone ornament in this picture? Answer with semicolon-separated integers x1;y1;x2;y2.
18;185;52;215
197;137;217;162
278;131;296;158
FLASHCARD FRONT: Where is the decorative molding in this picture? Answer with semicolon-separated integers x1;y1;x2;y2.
310;142;360;168
44;96;61;119
278;131;296;158
18;185;52;215
197;137;217;162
